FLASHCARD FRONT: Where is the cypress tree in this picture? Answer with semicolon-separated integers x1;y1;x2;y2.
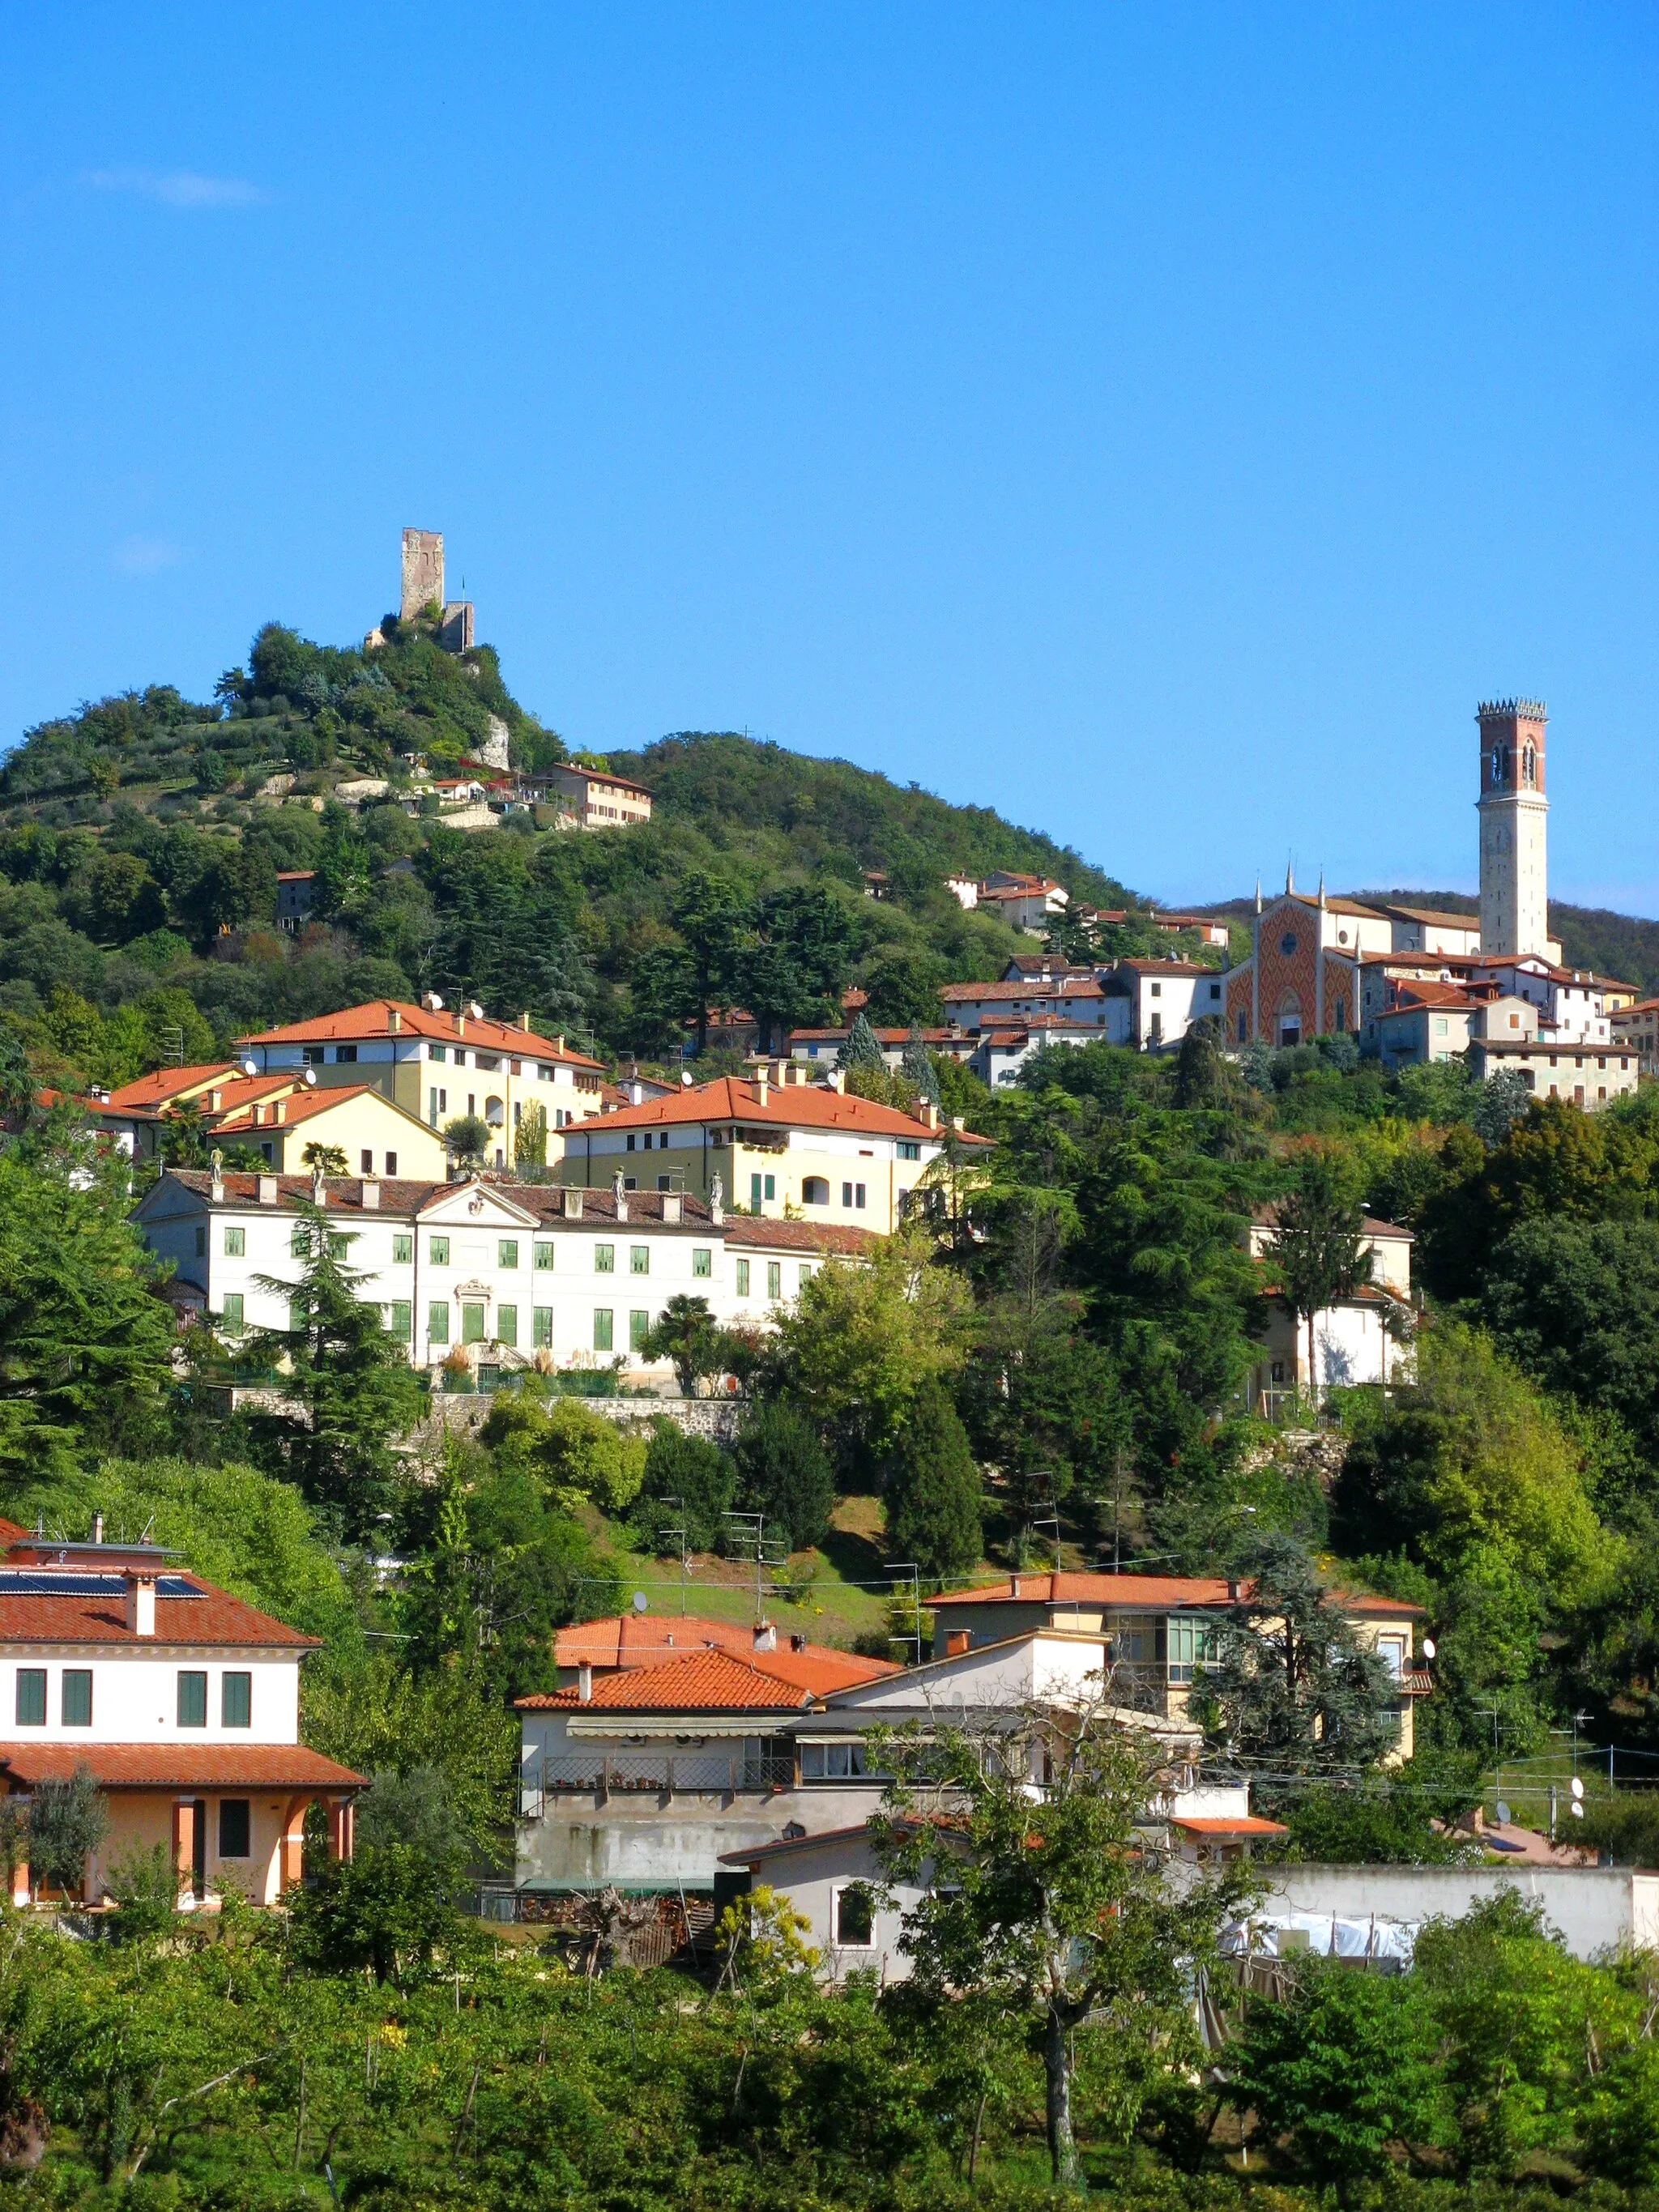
900;1023;939;1102
884;1381;983;1579
838;1010;885;1072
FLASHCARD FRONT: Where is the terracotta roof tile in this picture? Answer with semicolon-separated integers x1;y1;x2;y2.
0;1743;362;1789
0;1577;318;1650
516;1648;819;1712
934;1572;1238;1609
565;1076;945;1142
1171;1815;1288;1835
553;1613;898;1688
721;1218;883;1256
234;1000;604;1071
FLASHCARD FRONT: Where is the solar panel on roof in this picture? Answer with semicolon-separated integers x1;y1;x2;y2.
0;1573;200;1598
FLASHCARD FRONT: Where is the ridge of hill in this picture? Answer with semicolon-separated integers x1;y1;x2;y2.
1204;885;1659;999
0;617;1153;1093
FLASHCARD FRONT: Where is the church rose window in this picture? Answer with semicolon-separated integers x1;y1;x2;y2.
1280;933;1298;957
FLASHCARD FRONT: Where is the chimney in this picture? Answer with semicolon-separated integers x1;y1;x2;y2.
520;1012;531;1032
791;1632;807;1652
945;1629;970;1657
454;1009;467;1036
922;1103;939;1130
92;1513;104;1545
1226;1578;1243;1601
555;1035;565;1055
578;1661;593;1703
828;1068;845;1094
387;1007;401;1034
562;1187;584;1221
753;1621;777;1652
275;1099;287;1123
362;1179;380;1208
1010;1575;1022;1598
663;1192;682;1224
257;1174;279;1205
124;1570;156;1639
208;1089;222;1111
754;1074;769;1106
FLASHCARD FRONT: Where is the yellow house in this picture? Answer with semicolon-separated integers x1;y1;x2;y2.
209;1082;449;1179
556;1070;980;1236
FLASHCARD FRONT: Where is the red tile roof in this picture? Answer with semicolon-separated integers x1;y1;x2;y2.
935;1572;1238;1609
565;1076;947;1143
234;1000;604;1071
942;979;1103;1003
157;1170;721;1231
553;1614;898;1691
0;1743;362;1790
100;1063;246;1113
211;1083;420;1136
1171;1814;1288;1836
516;1648;819;1712
722;1218;883;1257
0;1578;318;1650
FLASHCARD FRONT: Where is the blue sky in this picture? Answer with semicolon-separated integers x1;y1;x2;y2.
3;6;1657;911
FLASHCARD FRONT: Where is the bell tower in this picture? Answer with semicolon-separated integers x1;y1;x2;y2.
1477;698;1548;958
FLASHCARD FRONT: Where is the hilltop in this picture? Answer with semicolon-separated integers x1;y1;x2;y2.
0;616;1153;1093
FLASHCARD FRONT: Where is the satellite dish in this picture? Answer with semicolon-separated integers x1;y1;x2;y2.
1571;1776;1584;1801
1571;1801;1584;1819
631;1591;648;1613
303;1068;318;1087
1421;1637;1436;1661
1495;1800;1512;1827
241;1058;258;1076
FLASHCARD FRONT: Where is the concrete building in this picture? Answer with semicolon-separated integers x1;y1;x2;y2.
554;1072;975;1236
941;974;1107;1036
235;999;609;1167
1099;961;1227;1051
134;1170;876;1378
275;871;316;933
972;873;1070;936
0;1523;358;1909
1467;1032;1638;1110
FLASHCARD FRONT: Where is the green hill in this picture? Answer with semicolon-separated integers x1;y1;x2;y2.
0;616;1149;1093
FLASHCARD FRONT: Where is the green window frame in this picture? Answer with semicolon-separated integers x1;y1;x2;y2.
326;1232;348;1259
630;1245;649;1276
224;1225;245;1257
534;1241;554;1271
392;1234;412;1264
291;1225;309;1258
1166;1618;1212;1685
388;1300;412;1341
593;1308;613;1352
898;1140;920;1160
177;1670;208;1728
221;1671;252;1728
429;1235;450;1265
498;1239;519;1269
629;1309;650;1350
767;1262;781;1299
497;1304;518;1348
15;1669;45;1727
693;1247;711;1278
461;1302;486;1345
736;1259;750;1297
533;1306;553;1349
220;1293;245;1336
594;1244;615;1274
428;1302;450;1345
62;1670;92;1728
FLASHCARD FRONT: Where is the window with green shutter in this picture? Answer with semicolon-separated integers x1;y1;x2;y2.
221;1671;252;1728
326;1232;348;1259
534;1306;553;1348
224;1226;245;1257
61;1670;92;1728
767;1262;781;1299
388;1301;412;1341
629;1309;650;1350
497;1304;518;1348
220;1293;244;1335
177;1671;207;1728
498;1240;518;1269
461;1303;486;1345
534;1241;554;1271
594;1244;614;1273
736;1259;750;1296
393;1234;412;1264
693;1247;711;1277
292;1225;309;1258
428;1302;450;1345
15;1670;45;1727
630;1245;649;1275
593;1308;613;1352
430;1235;450;1265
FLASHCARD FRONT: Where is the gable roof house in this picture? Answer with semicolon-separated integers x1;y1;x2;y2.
236;998;610;1169
1246;1206;1416;1413
0;1523;360;1909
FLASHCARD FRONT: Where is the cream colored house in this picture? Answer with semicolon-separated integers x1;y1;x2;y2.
1247;1208;1414;1409
236;999;609;1167
1612;997;1659;1077
539;765;653;829
555;1070;980;1236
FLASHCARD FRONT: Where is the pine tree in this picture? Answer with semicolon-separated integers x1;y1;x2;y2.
883;1381;983;1579
838;1010;885;1072
900;1023;939;1102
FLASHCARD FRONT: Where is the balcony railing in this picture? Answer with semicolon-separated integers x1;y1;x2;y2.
519;1745;795;1812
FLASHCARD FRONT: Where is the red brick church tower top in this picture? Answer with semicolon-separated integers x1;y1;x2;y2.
1477;698;1546;799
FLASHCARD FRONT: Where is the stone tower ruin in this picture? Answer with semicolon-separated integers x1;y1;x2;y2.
400;528;445;621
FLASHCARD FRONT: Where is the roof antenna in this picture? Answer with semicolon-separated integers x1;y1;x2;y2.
139;1515;155;1545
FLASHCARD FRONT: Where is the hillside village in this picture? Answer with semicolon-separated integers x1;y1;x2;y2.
5;533;1659;2197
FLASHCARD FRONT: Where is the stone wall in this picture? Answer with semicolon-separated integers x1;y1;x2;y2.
401;529;444;620
416;1392;744;1445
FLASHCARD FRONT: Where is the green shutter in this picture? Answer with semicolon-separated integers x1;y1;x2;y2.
629;1309;650;1350
497;1304;518;1348
593;1308;613;1352
428;1302;450;1345
534;1240;554;1270
220;1292;244;1335
631;1245;649;1275
388;1300;412;1340
693;1247;711;1277
461;1303;486;1345
534;1306;553;1349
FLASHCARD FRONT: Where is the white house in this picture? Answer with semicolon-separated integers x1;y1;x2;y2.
133;1169;877;1379
1099;961;1226;1051
1247;1208;1416;1411
0;1526;360;1909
